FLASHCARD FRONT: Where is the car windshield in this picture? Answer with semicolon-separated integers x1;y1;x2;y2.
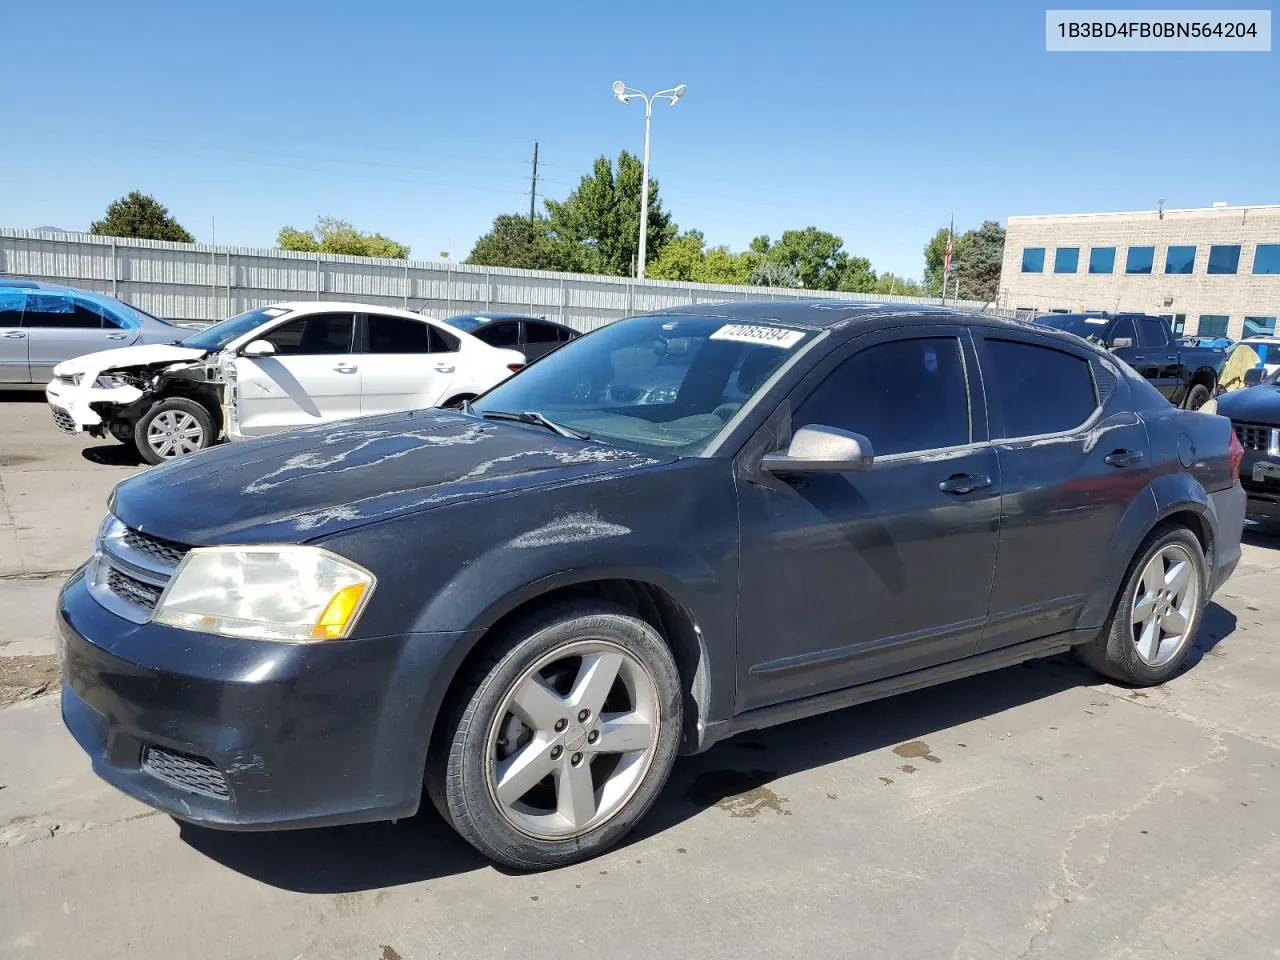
1034;314;1110;343
181;306;293;351
471;314;819;456
445;315;490;332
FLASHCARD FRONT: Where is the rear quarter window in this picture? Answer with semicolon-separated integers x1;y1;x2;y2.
983;338;1099;439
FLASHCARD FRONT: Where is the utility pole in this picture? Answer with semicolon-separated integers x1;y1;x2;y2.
529;142;539;224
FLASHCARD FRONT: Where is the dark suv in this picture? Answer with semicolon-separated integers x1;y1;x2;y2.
58;301;1245;870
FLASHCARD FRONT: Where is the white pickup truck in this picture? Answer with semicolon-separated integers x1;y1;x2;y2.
46;302;526;463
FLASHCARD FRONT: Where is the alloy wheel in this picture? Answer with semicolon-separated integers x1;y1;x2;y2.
147;410;205;459
484;639;661;840
1130;543;1200;667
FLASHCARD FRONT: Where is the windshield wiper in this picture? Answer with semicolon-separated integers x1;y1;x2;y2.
480;410;590;440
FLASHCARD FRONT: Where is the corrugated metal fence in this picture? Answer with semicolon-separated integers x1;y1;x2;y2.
0;229;1001;329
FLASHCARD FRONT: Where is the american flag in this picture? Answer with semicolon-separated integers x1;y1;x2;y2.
943;217;954;278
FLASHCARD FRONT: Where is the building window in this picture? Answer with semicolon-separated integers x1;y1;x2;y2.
1173;314;1186;335
1054;247;1079;273
1207;244;1241;274
1197;315;1230;337
1253;243;1280;274
1021;247;1046;273
1088;247;1116;274
1125;246;1155;274
1244;316;1277;337
1164;245;1196;274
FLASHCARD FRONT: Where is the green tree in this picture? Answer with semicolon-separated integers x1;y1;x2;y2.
955;220;1005;303
89;191;194;243
749;259;800;288
747;227;860;291
923;226;965;296
277;217;409;258
544;151;676;276
873;272;926;297
466;214;564;270
836;255;878;293
647;230;706;281
702;246;758;285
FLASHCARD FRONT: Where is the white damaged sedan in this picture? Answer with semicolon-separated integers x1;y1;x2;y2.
46;302;527;464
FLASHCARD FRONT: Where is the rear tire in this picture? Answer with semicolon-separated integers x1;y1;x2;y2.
1182;383;1212;410
135;398;214;465
431;601;683;870
1075;525;1207;686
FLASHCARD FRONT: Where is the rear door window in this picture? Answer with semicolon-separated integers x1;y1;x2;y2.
525;321;560;344
1137;317;1169;348
981;338;1099;439
473;321;521;348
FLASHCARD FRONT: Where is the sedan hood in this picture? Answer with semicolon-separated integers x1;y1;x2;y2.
1218;384;1280;424
52;343;206;376
110;409;668;544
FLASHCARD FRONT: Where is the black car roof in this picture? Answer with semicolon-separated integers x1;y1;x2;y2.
646;298;1034;333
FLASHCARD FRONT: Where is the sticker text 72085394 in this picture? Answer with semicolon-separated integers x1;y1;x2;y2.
709;324;806;349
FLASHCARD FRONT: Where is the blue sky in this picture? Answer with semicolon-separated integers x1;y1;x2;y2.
3;1;1276;279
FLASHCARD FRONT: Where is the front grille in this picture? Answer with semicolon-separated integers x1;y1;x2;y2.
1233;421;1275;453
121;528;189;567
105;567;163;611
48;404;76;434
141;746;230;800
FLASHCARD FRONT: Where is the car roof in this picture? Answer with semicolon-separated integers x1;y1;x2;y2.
448;312;563;324
648;298;1037;332
0;277;175;325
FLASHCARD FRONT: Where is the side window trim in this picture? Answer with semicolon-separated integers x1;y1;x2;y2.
781;323;990;462
976;332;1103;443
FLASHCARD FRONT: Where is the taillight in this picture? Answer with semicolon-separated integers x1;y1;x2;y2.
1228;428;1244;480
507;363;524;373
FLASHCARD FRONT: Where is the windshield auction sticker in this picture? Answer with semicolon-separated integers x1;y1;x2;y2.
709;324;806;349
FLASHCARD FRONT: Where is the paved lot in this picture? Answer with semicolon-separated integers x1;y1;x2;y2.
2;391;1279;960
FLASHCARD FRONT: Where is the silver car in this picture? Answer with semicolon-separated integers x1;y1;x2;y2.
0;278;189;388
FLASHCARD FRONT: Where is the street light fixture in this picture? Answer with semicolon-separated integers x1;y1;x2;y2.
612;80;687;280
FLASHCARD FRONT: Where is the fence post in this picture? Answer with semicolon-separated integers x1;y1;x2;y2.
403;260;409;308
559;276;566;322
111;241;118;297
226;251;232;318
315;255;322;296
485;270;492;310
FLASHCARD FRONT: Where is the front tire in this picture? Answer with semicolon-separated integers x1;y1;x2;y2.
135;398;214;465
433;601;683;870
1076;526;1208;685
1183;383;1212;410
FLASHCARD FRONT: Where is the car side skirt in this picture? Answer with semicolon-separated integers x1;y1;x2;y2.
703;629;1094;750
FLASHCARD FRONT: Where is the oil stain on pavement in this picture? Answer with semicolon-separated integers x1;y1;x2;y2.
892;741;943;764
685;770;792;818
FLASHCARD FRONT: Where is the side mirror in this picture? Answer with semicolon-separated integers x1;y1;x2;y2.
1244;366;1265;387
242;339;276;358
761;425;874;474
1109;337;1134;351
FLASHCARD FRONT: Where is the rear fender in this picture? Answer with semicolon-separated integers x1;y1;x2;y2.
1076;472;1211;628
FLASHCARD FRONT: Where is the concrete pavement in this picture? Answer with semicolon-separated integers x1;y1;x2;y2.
2;394;1279;960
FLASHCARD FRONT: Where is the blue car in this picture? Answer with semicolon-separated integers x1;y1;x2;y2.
0;278;187;388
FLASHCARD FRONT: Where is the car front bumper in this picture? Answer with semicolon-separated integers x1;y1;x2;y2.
1240;446;1280;521
58;568;467;831
45;379;142;432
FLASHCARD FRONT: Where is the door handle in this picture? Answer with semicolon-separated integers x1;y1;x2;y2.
2;331;25;339
434;364;455;373
106;333;127;340
334;363;358;373
1131;355;1147;361
1104;449;1143;467
938;473;992;495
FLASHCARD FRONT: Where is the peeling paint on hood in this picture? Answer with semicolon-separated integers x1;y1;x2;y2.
109;409;672;544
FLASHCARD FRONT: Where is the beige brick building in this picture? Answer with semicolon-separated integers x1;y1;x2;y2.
997;203;1280;340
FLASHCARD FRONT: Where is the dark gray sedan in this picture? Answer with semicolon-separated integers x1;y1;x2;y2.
58;301;1245;870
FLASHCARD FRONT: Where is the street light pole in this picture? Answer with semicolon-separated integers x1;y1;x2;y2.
613;80;687;281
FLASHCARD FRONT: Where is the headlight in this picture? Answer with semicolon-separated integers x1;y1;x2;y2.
153;545;376;642
93;374;130;389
